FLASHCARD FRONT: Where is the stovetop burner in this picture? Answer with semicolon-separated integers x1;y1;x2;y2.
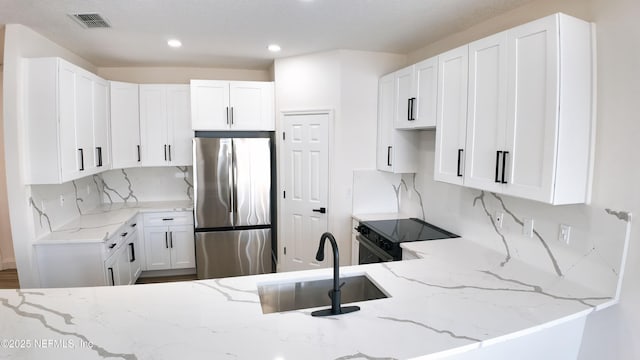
361;218;459;243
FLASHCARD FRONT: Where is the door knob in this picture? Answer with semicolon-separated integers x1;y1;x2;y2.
312;207;327;214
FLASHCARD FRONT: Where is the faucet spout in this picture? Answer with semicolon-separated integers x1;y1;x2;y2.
311;232;360;317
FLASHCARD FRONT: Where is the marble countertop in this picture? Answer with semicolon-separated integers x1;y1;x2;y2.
352;212;411;222
1;237;613;360
34;201;193;244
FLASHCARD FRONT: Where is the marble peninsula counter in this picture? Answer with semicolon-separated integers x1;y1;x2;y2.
0;237;613;360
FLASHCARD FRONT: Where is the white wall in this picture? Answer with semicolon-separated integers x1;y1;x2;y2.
97;66;271;83
274;50;405;266
3;24;97;287
402;0;640;358
0;25;16;270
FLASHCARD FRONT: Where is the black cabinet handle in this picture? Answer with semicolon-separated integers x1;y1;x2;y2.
165;232;169;249
96;147;103;167
387;146;392;167
169;232;173;248
226;107;230;125
168;145;172;161
108;267;115;286
121;232;128;237
408;98;416;121
131;223;137;228
164;145;167;161
501;151;509;184
137;145;141;162
230;107;234;125
129;243;136;262
495;151;502;183
312;207;326;214
109;243;117;249
78;149;84;171
162;218;174;221
457;149;464;177
407;98;412;120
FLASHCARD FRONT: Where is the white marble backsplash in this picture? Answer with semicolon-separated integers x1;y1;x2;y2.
99;166;193;204
29;176;103;238
28;167;193;238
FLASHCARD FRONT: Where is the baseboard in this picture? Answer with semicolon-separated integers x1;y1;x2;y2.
139;268;196;278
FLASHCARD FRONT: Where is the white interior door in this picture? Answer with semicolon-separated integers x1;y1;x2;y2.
281;112;329;272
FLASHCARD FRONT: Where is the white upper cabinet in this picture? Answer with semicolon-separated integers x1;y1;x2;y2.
140;85;193;167
93;78;111;171
190;80;274;131
110;81;141;169
394;57;439;130
464;32;508;193
433;45;469;186
435;13;593;205
24;57;109;184
502;14;593;204
377;73;419;173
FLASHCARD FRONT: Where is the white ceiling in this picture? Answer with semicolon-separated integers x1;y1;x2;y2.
0;0;535;70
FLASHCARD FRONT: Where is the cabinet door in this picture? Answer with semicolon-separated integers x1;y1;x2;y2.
167;85;193;166
464;32;508;193
93;77;111;171
504;15;558;202
229;82;275;131
104;255;119;286
190;80;230;130
413;56;438;128
75;71;96;176
127;230;142;283
393;66;415;129
376;73;395;172
169;225;195;269
115;244;132;285
110;81;141;169
58;61;81;182
144;226;172;270
434;45;468;185
140;85;169;167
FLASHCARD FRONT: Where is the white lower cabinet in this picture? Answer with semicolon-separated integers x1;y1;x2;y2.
143;212;195;271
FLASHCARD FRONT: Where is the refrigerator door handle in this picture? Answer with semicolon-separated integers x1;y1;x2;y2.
232;140;239;217
228;140;234;218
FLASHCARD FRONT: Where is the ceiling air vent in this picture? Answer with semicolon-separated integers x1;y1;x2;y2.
70;13;111;28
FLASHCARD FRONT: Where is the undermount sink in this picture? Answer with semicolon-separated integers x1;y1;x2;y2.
257;274;388;314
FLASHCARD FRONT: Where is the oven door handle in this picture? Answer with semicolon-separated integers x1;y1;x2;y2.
356;234;395;262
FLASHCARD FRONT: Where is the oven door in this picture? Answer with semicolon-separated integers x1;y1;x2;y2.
356;234;394;264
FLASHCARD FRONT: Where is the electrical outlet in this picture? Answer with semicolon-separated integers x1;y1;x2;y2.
494;211;504;228
59;195;65;207
559;224;571;244
523;218;534;238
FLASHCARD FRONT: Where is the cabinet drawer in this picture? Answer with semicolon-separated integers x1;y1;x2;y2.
144;211;193;227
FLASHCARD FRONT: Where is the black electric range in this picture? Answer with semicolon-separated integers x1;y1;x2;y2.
355;218;458;263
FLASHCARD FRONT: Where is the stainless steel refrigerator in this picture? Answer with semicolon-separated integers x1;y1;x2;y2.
193;137;273;279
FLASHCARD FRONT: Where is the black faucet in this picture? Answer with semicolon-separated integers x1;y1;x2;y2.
311;232;360;317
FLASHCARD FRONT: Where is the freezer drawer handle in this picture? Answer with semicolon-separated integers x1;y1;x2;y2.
312;207;327;214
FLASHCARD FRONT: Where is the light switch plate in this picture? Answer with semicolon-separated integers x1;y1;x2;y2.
559;224;571;244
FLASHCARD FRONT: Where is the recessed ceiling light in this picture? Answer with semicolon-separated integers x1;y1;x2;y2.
167;39;182;48
268;44;281;52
